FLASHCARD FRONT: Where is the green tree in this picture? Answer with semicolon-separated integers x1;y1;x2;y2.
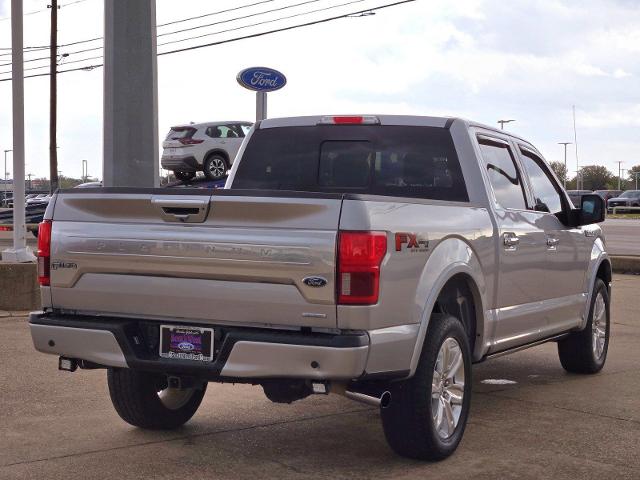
628;165;640;189
579;165;613;190
549;161;567;184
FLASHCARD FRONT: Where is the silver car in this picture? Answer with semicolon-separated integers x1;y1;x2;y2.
161;121;252;181
30;115;610;460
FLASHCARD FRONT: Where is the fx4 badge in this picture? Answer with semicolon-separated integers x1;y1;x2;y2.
395;233;429;252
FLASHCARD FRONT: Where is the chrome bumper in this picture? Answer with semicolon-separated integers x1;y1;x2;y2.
29;313;370;380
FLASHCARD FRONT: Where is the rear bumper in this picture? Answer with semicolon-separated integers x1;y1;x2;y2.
29;312;369;380
160;155;200;172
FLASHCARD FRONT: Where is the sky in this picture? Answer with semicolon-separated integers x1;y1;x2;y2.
0;0;638;181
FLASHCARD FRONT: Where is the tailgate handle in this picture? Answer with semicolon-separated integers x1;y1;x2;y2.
162;207;201;215
151;196;210;223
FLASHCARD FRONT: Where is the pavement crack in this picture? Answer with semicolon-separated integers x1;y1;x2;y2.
1;407;373;469
477;390;640;425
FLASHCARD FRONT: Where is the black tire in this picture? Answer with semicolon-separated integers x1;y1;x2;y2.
107;369;206;430
558;278;610;374
174;171;196;182
381;314;472;461
203;155;228;180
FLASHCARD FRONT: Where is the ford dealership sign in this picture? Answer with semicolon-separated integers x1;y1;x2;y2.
237;67;287;92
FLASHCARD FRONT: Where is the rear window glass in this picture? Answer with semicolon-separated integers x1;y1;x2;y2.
232;125;468;201
166;127;195;140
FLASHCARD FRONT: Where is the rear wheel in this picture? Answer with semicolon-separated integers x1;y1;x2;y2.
381;314;472;460
558;278;610;374
174;171;196;182
107;369;206;429
203;155;228;180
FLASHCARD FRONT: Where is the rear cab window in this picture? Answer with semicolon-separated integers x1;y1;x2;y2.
231;125;469;202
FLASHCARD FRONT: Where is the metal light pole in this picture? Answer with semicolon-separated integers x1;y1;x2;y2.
616;161;624;191
634;172;639;190
498;119;515;130
558;142;572;189
82;159;88;182
2;0;35;262
3;149;11;196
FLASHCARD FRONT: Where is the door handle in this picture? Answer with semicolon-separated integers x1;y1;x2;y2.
503;232;519;250
546;237;559;248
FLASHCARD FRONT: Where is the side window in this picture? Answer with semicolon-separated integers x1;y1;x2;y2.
478;138;527;210
240;124;252;136
206;126;221;138
519;149;563;215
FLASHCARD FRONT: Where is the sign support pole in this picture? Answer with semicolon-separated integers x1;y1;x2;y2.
256;91;267;121
2;0;35;263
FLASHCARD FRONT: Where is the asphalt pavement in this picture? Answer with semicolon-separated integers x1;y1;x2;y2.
1;274;639;479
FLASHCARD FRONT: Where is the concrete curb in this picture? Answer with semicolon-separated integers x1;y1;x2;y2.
611;256;640;275
0;262;40;311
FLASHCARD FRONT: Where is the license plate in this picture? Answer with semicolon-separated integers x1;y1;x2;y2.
159;325;214;362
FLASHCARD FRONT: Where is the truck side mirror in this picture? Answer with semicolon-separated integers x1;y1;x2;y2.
577;194;605;225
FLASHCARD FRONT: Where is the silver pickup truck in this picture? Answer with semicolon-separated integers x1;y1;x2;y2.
30;115;610;460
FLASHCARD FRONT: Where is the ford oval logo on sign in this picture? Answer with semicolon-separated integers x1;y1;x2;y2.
237;67;287;92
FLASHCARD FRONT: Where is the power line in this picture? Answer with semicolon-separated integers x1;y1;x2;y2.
0;0;92;22
157;0;321;38
0;0;278;54
0;0;415;83
157;0;365;47
0;0;367;74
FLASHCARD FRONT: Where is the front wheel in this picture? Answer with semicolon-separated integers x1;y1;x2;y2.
558;278;610;374
107;369;206;429
381;314;472;460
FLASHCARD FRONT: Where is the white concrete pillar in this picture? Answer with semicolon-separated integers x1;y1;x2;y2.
103;0;159;187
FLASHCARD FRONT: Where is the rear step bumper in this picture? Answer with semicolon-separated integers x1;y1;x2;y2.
29;312;369;380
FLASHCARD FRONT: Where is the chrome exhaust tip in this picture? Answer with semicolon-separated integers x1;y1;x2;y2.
342;389;391;409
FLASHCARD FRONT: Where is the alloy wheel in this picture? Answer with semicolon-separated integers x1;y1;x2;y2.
431;337;465;439
592;291;607;359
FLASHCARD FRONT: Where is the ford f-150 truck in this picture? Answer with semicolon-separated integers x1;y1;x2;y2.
30;115;610;460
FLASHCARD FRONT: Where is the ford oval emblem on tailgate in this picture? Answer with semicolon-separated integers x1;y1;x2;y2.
303;276;328;288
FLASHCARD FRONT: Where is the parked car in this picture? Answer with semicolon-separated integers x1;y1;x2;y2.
607;190;640;212
594;190;622;208
566;189;592;207
161;121;252;181
30;115;610;461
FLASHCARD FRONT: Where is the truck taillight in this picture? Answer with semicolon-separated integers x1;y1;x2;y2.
337;231;387;305
37;220;52;286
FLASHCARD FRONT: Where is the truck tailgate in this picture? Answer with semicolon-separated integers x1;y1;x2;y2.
48;190;342;329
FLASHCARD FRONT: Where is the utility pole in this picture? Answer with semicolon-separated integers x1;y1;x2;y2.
82;159;88;182
27;173;33;190
572;105;579;190
616;161;624;191
3;149;11;196
558;142;572;189
48;0;59;194
497;119;515;130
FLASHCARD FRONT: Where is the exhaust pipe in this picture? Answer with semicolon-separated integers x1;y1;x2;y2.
328;383;391;408
344;389;391;408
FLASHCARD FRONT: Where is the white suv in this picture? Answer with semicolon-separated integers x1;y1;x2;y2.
161;121;252;181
